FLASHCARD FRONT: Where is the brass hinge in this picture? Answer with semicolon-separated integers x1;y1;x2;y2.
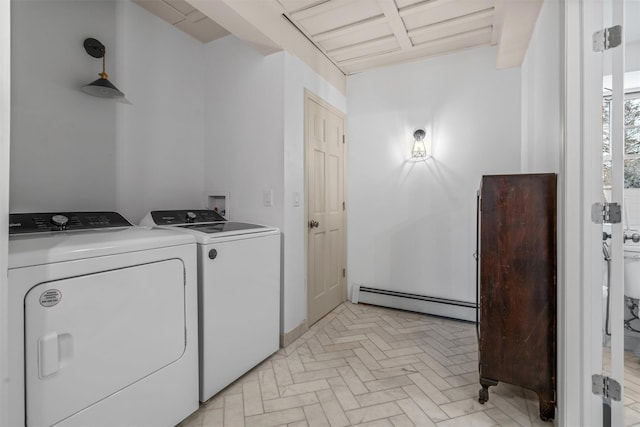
343;201;346;211
343;268;346;278
342;135;345;144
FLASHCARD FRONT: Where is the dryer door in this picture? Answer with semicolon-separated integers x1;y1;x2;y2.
24;259;186;427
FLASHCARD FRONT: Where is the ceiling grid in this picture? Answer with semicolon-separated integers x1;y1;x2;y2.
133;0;545;75
277;0;497;74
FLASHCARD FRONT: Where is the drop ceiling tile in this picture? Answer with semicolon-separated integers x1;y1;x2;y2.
132;0;185;25
318;20;393;52
278;0;328;14
331;35;400;62
401;0;494;30
165;0;196;16
408;10;494;45
395;0;432;8
290;0;360;20
185;9;207;23
294;0;384;36
341;27;492;73
174;17;230;43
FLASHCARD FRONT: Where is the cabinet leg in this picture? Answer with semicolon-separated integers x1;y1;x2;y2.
478;386;489;404
539;397;555;421
478;378;498;404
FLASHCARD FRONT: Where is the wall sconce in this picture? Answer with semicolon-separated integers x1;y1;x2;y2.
411;129;431;159
82;38;125;98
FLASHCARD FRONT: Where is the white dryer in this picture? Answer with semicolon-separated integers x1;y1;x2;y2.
8;212;199;427
140;210;281;402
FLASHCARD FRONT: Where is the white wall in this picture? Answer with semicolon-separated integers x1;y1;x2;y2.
10;0;118;212
115;1;205;222
282;52;346;333
10;0;205;222
520;0;561;174
346;46;521;308
621;42;640;75
203;36;348;335
203;36;284;229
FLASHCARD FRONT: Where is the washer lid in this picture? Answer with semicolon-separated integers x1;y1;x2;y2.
170;222;279;243
177;222;267;233
9;227;195;269
141;210;279;242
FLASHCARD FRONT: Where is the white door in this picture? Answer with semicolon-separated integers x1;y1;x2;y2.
24;260;186;426
306;91;346;326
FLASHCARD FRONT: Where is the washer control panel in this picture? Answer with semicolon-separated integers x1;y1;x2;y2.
9;212;133;234
150;210;226;225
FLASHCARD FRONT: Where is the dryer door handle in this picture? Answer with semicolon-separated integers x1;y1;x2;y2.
38;332;73;378
39;332;60;378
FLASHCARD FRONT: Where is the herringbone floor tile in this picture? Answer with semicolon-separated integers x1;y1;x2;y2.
178;303;553;427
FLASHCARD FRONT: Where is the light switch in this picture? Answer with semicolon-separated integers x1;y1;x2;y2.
264;189;273;207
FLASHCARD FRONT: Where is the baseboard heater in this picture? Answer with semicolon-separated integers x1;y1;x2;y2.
354;286;477;322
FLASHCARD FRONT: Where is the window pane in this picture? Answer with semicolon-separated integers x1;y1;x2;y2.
604;101;611;155
626;126;640;155
625;158;640;188
626;98;640;126
604;159;611;187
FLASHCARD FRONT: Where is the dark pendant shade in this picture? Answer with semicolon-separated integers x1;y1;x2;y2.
82;76;124;98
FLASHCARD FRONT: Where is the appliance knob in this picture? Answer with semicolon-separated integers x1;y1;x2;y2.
186;211;197;223
51;215;69;230
208;249;217;260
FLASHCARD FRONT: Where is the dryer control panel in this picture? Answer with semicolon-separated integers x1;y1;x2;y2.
9;212;133;234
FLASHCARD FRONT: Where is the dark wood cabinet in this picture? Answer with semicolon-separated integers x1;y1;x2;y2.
476;173;557;421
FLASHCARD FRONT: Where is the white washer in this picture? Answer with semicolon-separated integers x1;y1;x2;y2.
8;212;199;427
140;210;281;402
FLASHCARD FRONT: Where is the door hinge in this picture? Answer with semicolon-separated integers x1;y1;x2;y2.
342;135;345;144
593;25;622;52
343;268;346;278
592;202;622;224
343;201;346;211
592;374;621;401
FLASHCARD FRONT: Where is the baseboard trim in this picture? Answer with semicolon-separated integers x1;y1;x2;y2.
280;320;308;348
356;286;477;322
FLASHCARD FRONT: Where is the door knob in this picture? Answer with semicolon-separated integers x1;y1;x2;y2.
309;220;319;228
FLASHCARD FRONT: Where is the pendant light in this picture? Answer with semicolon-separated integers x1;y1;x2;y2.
82;38;124;98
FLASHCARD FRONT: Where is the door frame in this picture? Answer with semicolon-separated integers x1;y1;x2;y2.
303;89;347;325
563;0;624;424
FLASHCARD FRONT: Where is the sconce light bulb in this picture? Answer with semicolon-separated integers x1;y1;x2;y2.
411;128;429;159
